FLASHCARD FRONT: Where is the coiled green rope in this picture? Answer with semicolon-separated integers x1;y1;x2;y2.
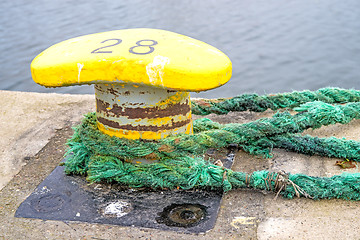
64;88;360;200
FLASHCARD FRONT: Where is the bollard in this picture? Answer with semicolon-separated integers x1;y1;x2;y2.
31;29;232;140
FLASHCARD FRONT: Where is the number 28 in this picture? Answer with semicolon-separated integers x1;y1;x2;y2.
91;39;158;55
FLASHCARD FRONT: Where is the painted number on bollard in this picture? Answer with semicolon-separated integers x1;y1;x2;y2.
91;39;158;55
129;40;158;55
91;39;122;54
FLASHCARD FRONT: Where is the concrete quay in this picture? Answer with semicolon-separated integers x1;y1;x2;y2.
1;90;360;240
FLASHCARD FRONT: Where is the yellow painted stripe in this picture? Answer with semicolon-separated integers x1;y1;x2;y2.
97;121;193;140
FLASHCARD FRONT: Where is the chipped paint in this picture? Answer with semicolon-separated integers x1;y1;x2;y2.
155;91;189;108
146;55;170;86
96;98;190;119
77;63;84;83
230;216;258;229
95;83;192;140
97;120;192;140
104;201;131;218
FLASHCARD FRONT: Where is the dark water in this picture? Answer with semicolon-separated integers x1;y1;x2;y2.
1;0;360;98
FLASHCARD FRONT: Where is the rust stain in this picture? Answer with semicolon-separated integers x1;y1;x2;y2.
95;85;121;97
96;99;190;119
96;98;110;113
97;117;191;131
108;88;122;97
144;152;160;160
158;144;174;153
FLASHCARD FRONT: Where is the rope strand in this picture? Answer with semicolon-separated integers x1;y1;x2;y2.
191;87;360;115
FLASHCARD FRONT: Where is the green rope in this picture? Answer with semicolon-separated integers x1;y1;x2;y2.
87;155;360;200
269;134;360;160
68;149;360;201
191;87;360;115
64;88;360;200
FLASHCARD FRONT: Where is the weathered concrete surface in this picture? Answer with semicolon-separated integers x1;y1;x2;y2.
1;90;360;239
0;90;94;190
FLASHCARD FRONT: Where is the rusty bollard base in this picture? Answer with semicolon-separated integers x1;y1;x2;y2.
95;84;193;140
15;151;234;233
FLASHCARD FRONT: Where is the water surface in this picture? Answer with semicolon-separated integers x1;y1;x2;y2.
1;0;360;98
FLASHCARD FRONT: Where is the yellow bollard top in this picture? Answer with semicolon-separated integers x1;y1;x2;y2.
31;29;232;92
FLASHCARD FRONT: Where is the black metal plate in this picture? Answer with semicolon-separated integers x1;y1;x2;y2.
15;152;234;233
